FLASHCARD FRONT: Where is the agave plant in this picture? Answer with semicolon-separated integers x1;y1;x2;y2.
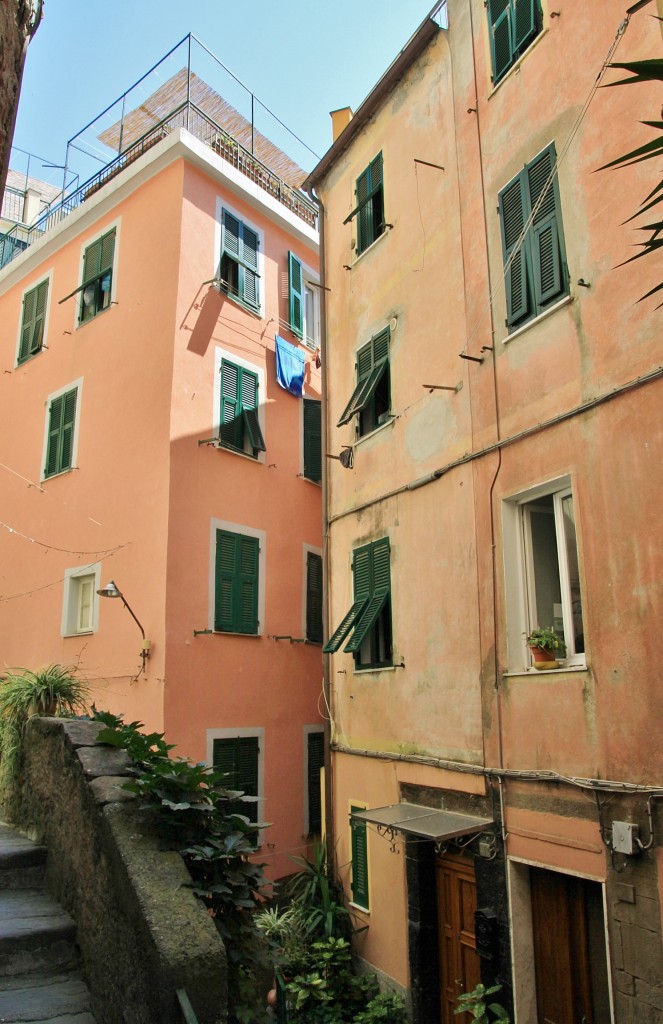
0;664;89;796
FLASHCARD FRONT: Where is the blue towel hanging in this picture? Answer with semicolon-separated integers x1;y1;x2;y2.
275;335;305;397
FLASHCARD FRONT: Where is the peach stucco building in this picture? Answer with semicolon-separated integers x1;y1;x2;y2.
307;1;662;1021
0;56;324;880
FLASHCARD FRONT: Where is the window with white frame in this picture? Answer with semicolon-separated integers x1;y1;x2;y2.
43;380;82;480
62;563;101;636
503;479;585;669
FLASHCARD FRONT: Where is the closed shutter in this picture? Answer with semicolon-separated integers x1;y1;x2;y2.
222;211;241;262
307;731;324;834
214;530;259;634
45;395;64;477
238;535;259;634
488;0;513;83
59;389;77;472
240;224;259;310
513;0;537;52
528;146;564;308
215;530;239;631
19;280;48;361
351;806;369;909
306;551;323;644
499;172;530;326
45;388;77;477
303;399;322;482
31;280;48;355
288;252;304;337
99;230;115;274
213;736;259;822
220;359;242;448
82;237;102;285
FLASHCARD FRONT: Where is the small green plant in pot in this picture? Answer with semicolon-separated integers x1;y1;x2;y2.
455;983;510;1023
525;627;566;669
0;664;89;801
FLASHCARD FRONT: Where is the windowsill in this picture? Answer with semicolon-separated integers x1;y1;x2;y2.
63;631;94;638
501;294;573;346
16;350;44;367
504;662;587;678
216;442;263;464
213;630;261;638
487;27;549;99
43;467;75;482
219;288;263;320
353;414;396;447
354;664;396;675
301;474;322;486
77;305;113;330
348;902;370;915
350;226;391;267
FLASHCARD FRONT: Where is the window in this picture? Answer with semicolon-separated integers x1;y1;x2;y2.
213;736;259;823
323;538;392;669
346;153;384;256
498;143;568;331
487;0;543;84
350;805;369;910
306;551;323;644
220;209;260;312
44;386;78;478
62;563;101;636
306;729;324;835
504;481;585;669
80;228;115;322
18;278;48;363
303;399;322;483
219;358;266;457
337;327;390;438
288;252;320;348
214;529;260;634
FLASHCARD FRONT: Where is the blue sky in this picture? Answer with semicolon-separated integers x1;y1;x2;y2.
13;1;435;189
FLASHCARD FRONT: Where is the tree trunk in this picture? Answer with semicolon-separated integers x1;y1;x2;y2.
0;0;42;200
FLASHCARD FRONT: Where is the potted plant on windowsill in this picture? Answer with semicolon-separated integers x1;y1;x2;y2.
525;627;566;670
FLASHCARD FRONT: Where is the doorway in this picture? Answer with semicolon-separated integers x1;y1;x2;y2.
436;853;481;1024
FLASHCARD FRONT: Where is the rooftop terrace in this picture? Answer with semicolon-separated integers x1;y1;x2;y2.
0;35;319;269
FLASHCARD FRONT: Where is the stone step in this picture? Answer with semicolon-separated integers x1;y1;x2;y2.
0;971;95;1023
0;888;80;977
0;823;47;890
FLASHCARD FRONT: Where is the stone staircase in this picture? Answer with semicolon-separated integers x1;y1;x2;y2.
0;821;96;1024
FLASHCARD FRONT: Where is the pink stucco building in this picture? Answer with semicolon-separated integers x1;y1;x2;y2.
0;45;323;881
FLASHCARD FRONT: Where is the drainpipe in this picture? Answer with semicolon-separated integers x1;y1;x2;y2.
304;186;335;875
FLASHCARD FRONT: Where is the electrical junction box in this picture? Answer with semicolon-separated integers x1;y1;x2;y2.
612;821;639;855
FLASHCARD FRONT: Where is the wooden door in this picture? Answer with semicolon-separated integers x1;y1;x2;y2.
530;868;601;1024
436;853;481;1024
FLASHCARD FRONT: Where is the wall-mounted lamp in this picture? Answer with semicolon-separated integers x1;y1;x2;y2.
97;580;151;674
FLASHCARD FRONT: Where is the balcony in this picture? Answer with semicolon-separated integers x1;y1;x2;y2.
0;36;318;270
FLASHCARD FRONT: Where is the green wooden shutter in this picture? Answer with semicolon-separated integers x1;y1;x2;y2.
351;807;369;909
345;538;391;654
45;395;64;477
59;389;77;472
337;335;389;428
213;736;259;822
323;598;368;653
239;368;265;453
307;731;324;834
240;223;259;309
19;286;38;361
488;0;513;82
356;165;372;255
306;552;323;643
31;280;48;355
220;359;242;448
215;530;239;631
82;237;102;285
513;0;537;52
288;252;304;337
99;229;115;274
304;399;322;482
499;172;530;326
222;210;241;261
371;327;390;364
527;146;564;309
238;535;259;634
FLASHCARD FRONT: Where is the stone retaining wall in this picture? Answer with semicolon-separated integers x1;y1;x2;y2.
11;716;227;1024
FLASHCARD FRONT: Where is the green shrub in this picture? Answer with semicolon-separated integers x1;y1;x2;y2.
354;992;408;1024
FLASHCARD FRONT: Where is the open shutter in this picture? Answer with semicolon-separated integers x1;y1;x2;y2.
99;229;115;274
527;146;564;308
240;368;265;453
222;210;241;262
304;399;322;482
307;731;324;834
306;552;323;643
220;359;242;448
240;223;259;310
31;281;48;355
351;807;369;908
82;237;102;285
45;395;64;477
355;165;373;255
59;389;77;472
513;0;537;52
323;599;368;653
243;409;266;453
499;172;530;326
288;252;304;337
19;286;38;361
488;0;514;82
215;530;239;631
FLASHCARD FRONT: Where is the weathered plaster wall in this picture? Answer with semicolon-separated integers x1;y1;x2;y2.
13;716;227;1024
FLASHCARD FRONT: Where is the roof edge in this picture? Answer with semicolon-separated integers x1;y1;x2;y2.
304;8;442;190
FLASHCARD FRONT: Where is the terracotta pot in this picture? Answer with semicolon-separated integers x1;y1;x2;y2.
529;645;557;670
